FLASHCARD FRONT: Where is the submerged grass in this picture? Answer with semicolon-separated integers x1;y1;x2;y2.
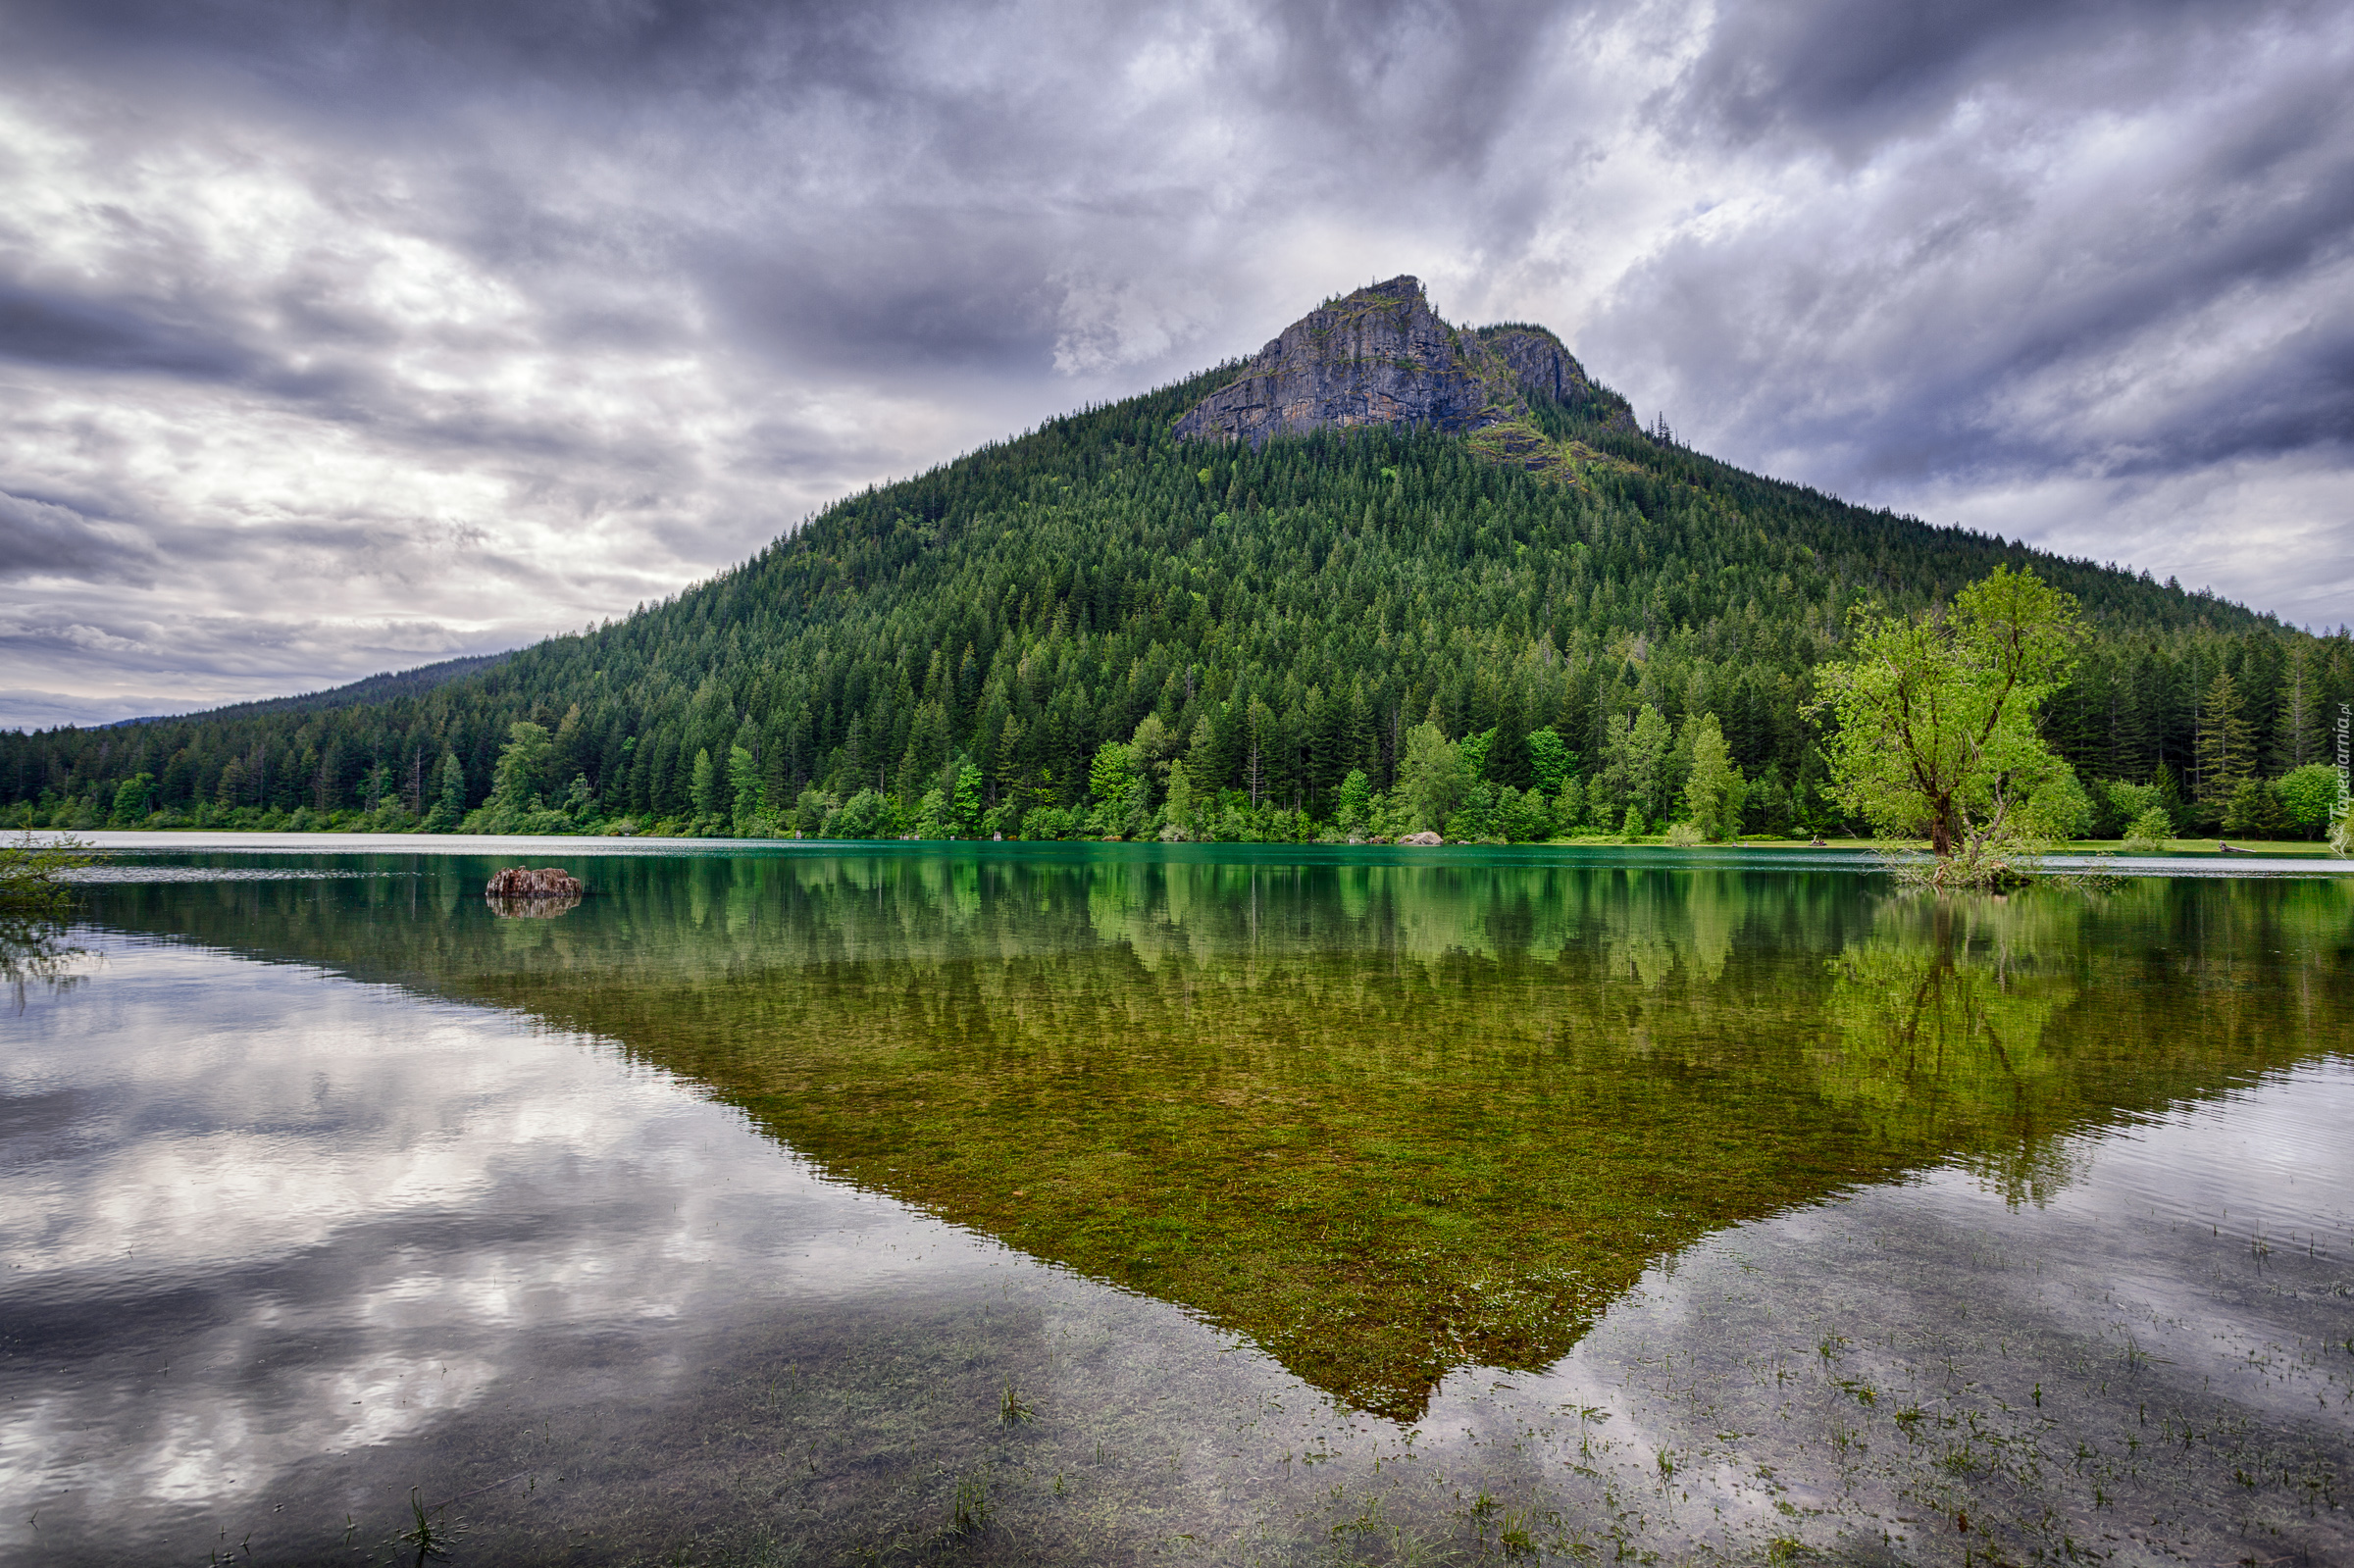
80;852;2354;1425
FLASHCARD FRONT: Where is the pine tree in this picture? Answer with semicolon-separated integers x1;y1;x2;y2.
1679;714;1746;841
2272;645;2322;771
2194;671;2253;808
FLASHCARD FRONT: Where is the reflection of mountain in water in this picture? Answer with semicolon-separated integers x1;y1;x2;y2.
82;852;2354;1420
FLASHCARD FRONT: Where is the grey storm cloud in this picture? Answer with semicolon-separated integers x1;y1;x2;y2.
0;489;160;583
0;0;2348;727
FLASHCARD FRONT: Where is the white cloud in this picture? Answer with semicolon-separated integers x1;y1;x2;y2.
0;0;2346;726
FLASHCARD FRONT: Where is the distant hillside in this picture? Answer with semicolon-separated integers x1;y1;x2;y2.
103;654;512;729
6;281;2344;838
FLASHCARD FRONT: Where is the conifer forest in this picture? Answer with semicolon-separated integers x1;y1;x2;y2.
7;368;2346;846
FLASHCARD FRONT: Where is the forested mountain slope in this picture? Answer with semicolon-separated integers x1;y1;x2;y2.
106;653;511;729
7;282;2345;841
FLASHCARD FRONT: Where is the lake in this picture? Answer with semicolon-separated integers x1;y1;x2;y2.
4;839;2349;1565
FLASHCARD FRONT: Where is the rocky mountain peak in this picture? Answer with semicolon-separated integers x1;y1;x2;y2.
1172;277;1615;451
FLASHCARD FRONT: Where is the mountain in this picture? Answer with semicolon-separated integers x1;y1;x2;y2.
5;279;2346;837
1173;276;1635;481
100;653;512;729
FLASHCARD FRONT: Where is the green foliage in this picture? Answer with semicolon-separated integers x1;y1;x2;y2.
911;786;951;838
1;831;93;913
2276;763;2340;838
2122;806;2175;852
2103;778;2172;838
825;787;898;840
107;773;155;827
562;773;596;822
2221;778;2290;839
2194;670;2256;806
792;785;832;836
427;751;466;831
1554;774;1586;833
1088;740;1145;828
2021;765;2095;841
1458;728;1496;783
1600;703;1674;827
2;359;2343;844
1333;769;1373;835
1813;566;2082;863
1159;760;1199;839
728;743;765;835
1678;713;1745;841
493;722;552;812
1524;727;1573;793
952;763;985;835
1398;724;1467;832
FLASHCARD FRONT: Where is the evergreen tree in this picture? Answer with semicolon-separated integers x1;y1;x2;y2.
427;751;466;830
691;747;717;823
2193;671;2254;810
1;356;2337;843
491;723;552;813
1679;714;1746;841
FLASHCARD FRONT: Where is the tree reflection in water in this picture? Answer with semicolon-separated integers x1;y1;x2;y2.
80;850;2354;1420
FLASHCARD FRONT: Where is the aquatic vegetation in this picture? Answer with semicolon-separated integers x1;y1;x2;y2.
81;847;2354;1423
0;829;93;913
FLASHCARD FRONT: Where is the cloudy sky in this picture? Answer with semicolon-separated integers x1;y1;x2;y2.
3;0;2349;728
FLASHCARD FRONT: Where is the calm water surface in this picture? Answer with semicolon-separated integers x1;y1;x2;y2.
3;843;2349;1566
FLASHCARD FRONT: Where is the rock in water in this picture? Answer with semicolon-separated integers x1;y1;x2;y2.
1172;277;1626;449
1399;831;1444;846
486;866;584;899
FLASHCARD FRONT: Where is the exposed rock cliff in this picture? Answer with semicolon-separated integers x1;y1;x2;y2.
1172;278;1630;457
1471;324;1588;405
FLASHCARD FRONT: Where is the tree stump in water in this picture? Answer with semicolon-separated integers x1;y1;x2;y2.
486;865;584;917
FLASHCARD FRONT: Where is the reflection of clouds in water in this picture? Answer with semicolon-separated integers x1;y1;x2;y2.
0;935;997;1541
1426;1059;2354;1561
6;904;2347;1563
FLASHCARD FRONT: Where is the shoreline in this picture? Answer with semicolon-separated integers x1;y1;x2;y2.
28;829;2352;878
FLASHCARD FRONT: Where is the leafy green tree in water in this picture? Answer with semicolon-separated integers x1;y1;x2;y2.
1678;715;1746;841
1811;566;2082;869
1;831;93;913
